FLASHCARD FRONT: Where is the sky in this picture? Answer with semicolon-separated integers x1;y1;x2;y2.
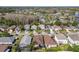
0;0;79;6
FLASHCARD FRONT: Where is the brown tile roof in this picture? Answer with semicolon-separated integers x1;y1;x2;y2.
0;44;9;52
44;35;56;45
33;35;43;45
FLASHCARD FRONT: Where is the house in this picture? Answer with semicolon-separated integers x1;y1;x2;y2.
19;35;32;48
64;26;72;33
51;26;55;30
44;35;57;48
0;28;5;32
31;25;37;30
64;26;79;33
39;18;45;23
0;44;10;52
24;24;30;31
40;31;48;35
0;37;15;44
45;25;51;30
38;24;45;30
15;26;20;35
53;26;62;31
33;35;44;47
7;25;16;35
55;33;68;45
68;33;79;45
70;26;79;31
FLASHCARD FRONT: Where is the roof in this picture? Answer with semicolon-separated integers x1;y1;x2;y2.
33;35;43;45
0;44;9;52
20;35;32;47
44;35;56;45
31;25;37;30
24;24;30;30
0;37;15;44
41;31;48;35
68;33;79;41
55;33;66;40
38;24;45;30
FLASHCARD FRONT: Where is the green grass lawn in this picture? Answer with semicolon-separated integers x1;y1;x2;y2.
59;29;67;33
11;32;24;52
45;44;71;52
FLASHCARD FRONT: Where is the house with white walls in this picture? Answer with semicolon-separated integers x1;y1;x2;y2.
54;33;68;45
68;33;79;45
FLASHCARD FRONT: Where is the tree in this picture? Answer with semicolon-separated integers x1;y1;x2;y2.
71;21;78;26
53;20;61;26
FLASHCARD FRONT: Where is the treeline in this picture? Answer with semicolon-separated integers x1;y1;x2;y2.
0;8;15;13
0;18;23;26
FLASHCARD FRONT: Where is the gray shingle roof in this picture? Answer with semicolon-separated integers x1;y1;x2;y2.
0;37;15;44
68;33;79;41
55;33;66;40
19;35;31;48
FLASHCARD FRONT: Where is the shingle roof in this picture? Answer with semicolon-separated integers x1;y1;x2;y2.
20;35;31;47
0;44;9;52
0;37;15;44
68;33;79;41
55;33;66;40
33;35;43;45
44;35;56;45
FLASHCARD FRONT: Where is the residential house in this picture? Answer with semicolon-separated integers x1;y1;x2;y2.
15;26;20;35
40;31;48;35
31;25;37;30
0;37;15;44
0;36;15;52
19;35;32;48
24;24;30;31
38;24;45;30
44;35;57;48
33;35;44;47
7;25;16;35
45;25;51;30
64;26;72;33
0;28;5;32
55;33;68;45
68;33;79;45
53;26;62;31
39;18;45;23
0;44;10;52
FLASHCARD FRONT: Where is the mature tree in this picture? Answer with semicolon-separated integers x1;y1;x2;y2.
53;20;61;26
